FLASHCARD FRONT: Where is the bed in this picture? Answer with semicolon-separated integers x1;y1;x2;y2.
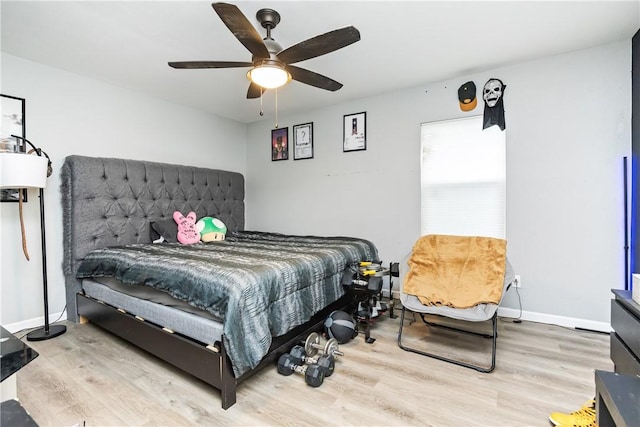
61;155;378;409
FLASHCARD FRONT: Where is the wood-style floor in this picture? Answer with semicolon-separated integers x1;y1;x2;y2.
15;311;612;426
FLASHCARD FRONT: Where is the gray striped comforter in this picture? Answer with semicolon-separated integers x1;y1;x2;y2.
76;231;378;376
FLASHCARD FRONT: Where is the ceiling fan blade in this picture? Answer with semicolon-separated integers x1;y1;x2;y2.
287;65;343;92
169;61;253;69
212;3;270;60
247;82;265;99
277;26;361;65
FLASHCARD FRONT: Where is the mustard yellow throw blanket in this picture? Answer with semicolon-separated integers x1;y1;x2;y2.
403;235;507;308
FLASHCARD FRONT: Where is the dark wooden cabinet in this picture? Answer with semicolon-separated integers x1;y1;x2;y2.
595;370;640;427
610;290;640;376
596;291;640;427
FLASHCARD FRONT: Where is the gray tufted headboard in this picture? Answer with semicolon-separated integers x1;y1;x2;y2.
61;155;245;322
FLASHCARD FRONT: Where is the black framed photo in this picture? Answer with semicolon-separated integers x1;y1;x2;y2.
293;122;313;160
343;111;366;152
271;127;289;161
1;94;27;202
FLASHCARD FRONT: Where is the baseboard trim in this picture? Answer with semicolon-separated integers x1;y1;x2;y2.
390;290;611;332
4;306;611;336
497;307;611;333
3;311;67;335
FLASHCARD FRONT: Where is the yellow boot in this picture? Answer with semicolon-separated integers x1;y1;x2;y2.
549;399;597;427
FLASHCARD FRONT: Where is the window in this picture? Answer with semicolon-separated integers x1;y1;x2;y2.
420;116;506;238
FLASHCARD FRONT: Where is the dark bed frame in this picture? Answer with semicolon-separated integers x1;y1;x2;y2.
61;155;350;409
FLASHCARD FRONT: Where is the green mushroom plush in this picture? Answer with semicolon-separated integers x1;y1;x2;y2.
196;217;227;242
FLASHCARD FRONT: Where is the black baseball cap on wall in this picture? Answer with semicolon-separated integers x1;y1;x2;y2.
458;81;477;111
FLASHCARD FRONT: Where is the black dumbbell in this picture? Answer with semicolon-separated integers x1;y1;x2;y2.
289;345;335;377
277;353;325;387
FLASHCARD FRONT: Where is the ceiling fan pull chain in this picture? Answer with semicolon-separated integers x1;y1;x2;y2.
275;88;279;129
259;89;264;116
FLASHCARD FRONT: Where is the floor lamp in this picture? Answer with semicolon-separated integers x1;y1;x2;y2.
0;138;66;341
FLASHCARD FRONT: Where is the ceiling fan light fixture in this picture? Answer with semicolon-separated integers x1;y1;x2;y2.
247;62;291;89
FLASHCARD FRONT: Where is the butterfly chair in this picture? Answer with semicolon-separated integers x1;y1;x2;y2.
397;234;516;373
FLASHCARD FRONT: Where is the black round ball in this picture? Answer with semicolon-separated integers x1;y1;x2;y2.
324;310;357;344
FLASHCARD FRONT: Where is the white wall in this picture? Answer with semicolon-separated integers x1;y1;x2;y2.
246;40;631;330
2;40;630;332
0;53;246;329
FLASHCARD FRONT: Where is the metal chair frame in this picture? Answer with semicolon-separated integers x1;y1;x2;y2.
397;306;498;373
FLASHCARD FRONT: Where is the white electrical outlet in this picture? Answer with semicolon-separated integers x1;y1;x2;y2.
514;274;521;288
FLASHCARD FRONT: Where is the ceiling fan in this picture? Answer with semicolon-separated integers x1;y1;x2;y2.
169;2;361;99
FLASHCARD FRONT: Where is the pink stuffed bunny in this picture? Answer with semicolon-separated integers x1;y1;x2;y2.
173;211;200;245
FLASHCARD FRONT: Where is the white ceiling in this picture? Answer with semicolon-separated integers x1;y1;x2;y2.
2;1;639;123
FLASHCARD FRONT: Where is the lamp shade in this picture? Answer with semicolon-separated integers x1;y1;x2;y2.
247;63;291;89
0;152;48;189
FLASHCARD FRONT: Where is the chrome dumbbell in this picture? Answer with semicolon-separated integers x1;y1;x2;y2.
304;332;344;358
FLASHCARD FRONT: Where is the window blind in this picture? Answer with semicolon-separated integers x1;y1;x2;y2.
420;116;506;238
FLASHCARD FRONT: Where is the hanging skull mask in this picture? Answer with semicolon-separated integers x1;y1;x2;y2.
482;78;506;130
483;79;504;107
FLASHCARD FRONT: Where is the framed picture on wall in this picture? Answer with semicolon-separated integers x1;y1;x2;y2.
271;127;289;161
293;122;313;160
343;111;366;152
1;94;28;202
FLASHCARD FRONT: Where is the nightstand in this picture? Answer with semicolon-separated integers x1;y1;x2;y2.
1;326;39;427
